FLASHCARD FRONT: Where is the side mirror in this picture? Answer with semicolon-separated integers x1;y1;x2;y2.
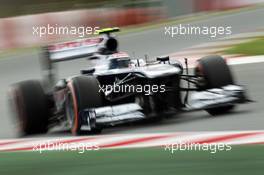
87;56;99;60
156;56;170;63
81;68;95;74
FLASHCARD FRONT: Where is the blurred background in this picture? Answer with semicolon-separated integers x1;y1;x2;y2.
0;0;264;138
0;2;264;175
0;0;264;49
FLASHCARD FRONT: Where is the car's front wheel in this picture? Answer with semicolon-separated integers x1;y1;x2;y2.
195;55;235;115
66;76;103;135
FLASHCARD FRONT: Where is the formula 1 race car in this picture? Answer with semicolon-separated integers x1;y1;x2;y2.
9;27;249;135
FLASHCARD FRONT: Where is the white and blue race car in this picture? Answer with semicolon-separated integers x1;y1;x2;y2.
9;28;250;135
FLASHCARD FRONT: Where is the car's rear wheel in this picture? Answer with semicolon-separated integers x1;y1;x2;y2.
10;80;49;135
66;76;103;135
195;55;235;115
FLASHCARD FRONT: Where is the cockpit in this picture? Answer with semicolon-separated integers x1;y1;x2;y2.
107;52;131;69
109;57;131;69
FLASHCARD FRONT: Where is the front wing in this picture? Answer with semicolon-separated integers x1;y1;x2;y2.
78;85;249;131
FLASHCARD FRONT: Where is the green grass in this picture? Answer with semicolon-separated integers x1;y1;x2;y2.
0;145;264;175
225;38;264;56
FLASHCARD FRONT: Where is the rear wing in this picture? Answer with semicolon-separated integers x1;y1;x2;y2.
45;37;105;62
44;27;120;62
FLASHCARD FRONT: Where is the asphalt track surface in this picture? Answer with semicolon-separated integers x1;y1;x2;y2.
0;7;264;138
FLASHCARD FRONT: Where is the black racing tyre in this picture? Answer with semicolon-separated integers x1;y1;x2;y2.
66;76;103;135
195;55;235;115
10;80;49;135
